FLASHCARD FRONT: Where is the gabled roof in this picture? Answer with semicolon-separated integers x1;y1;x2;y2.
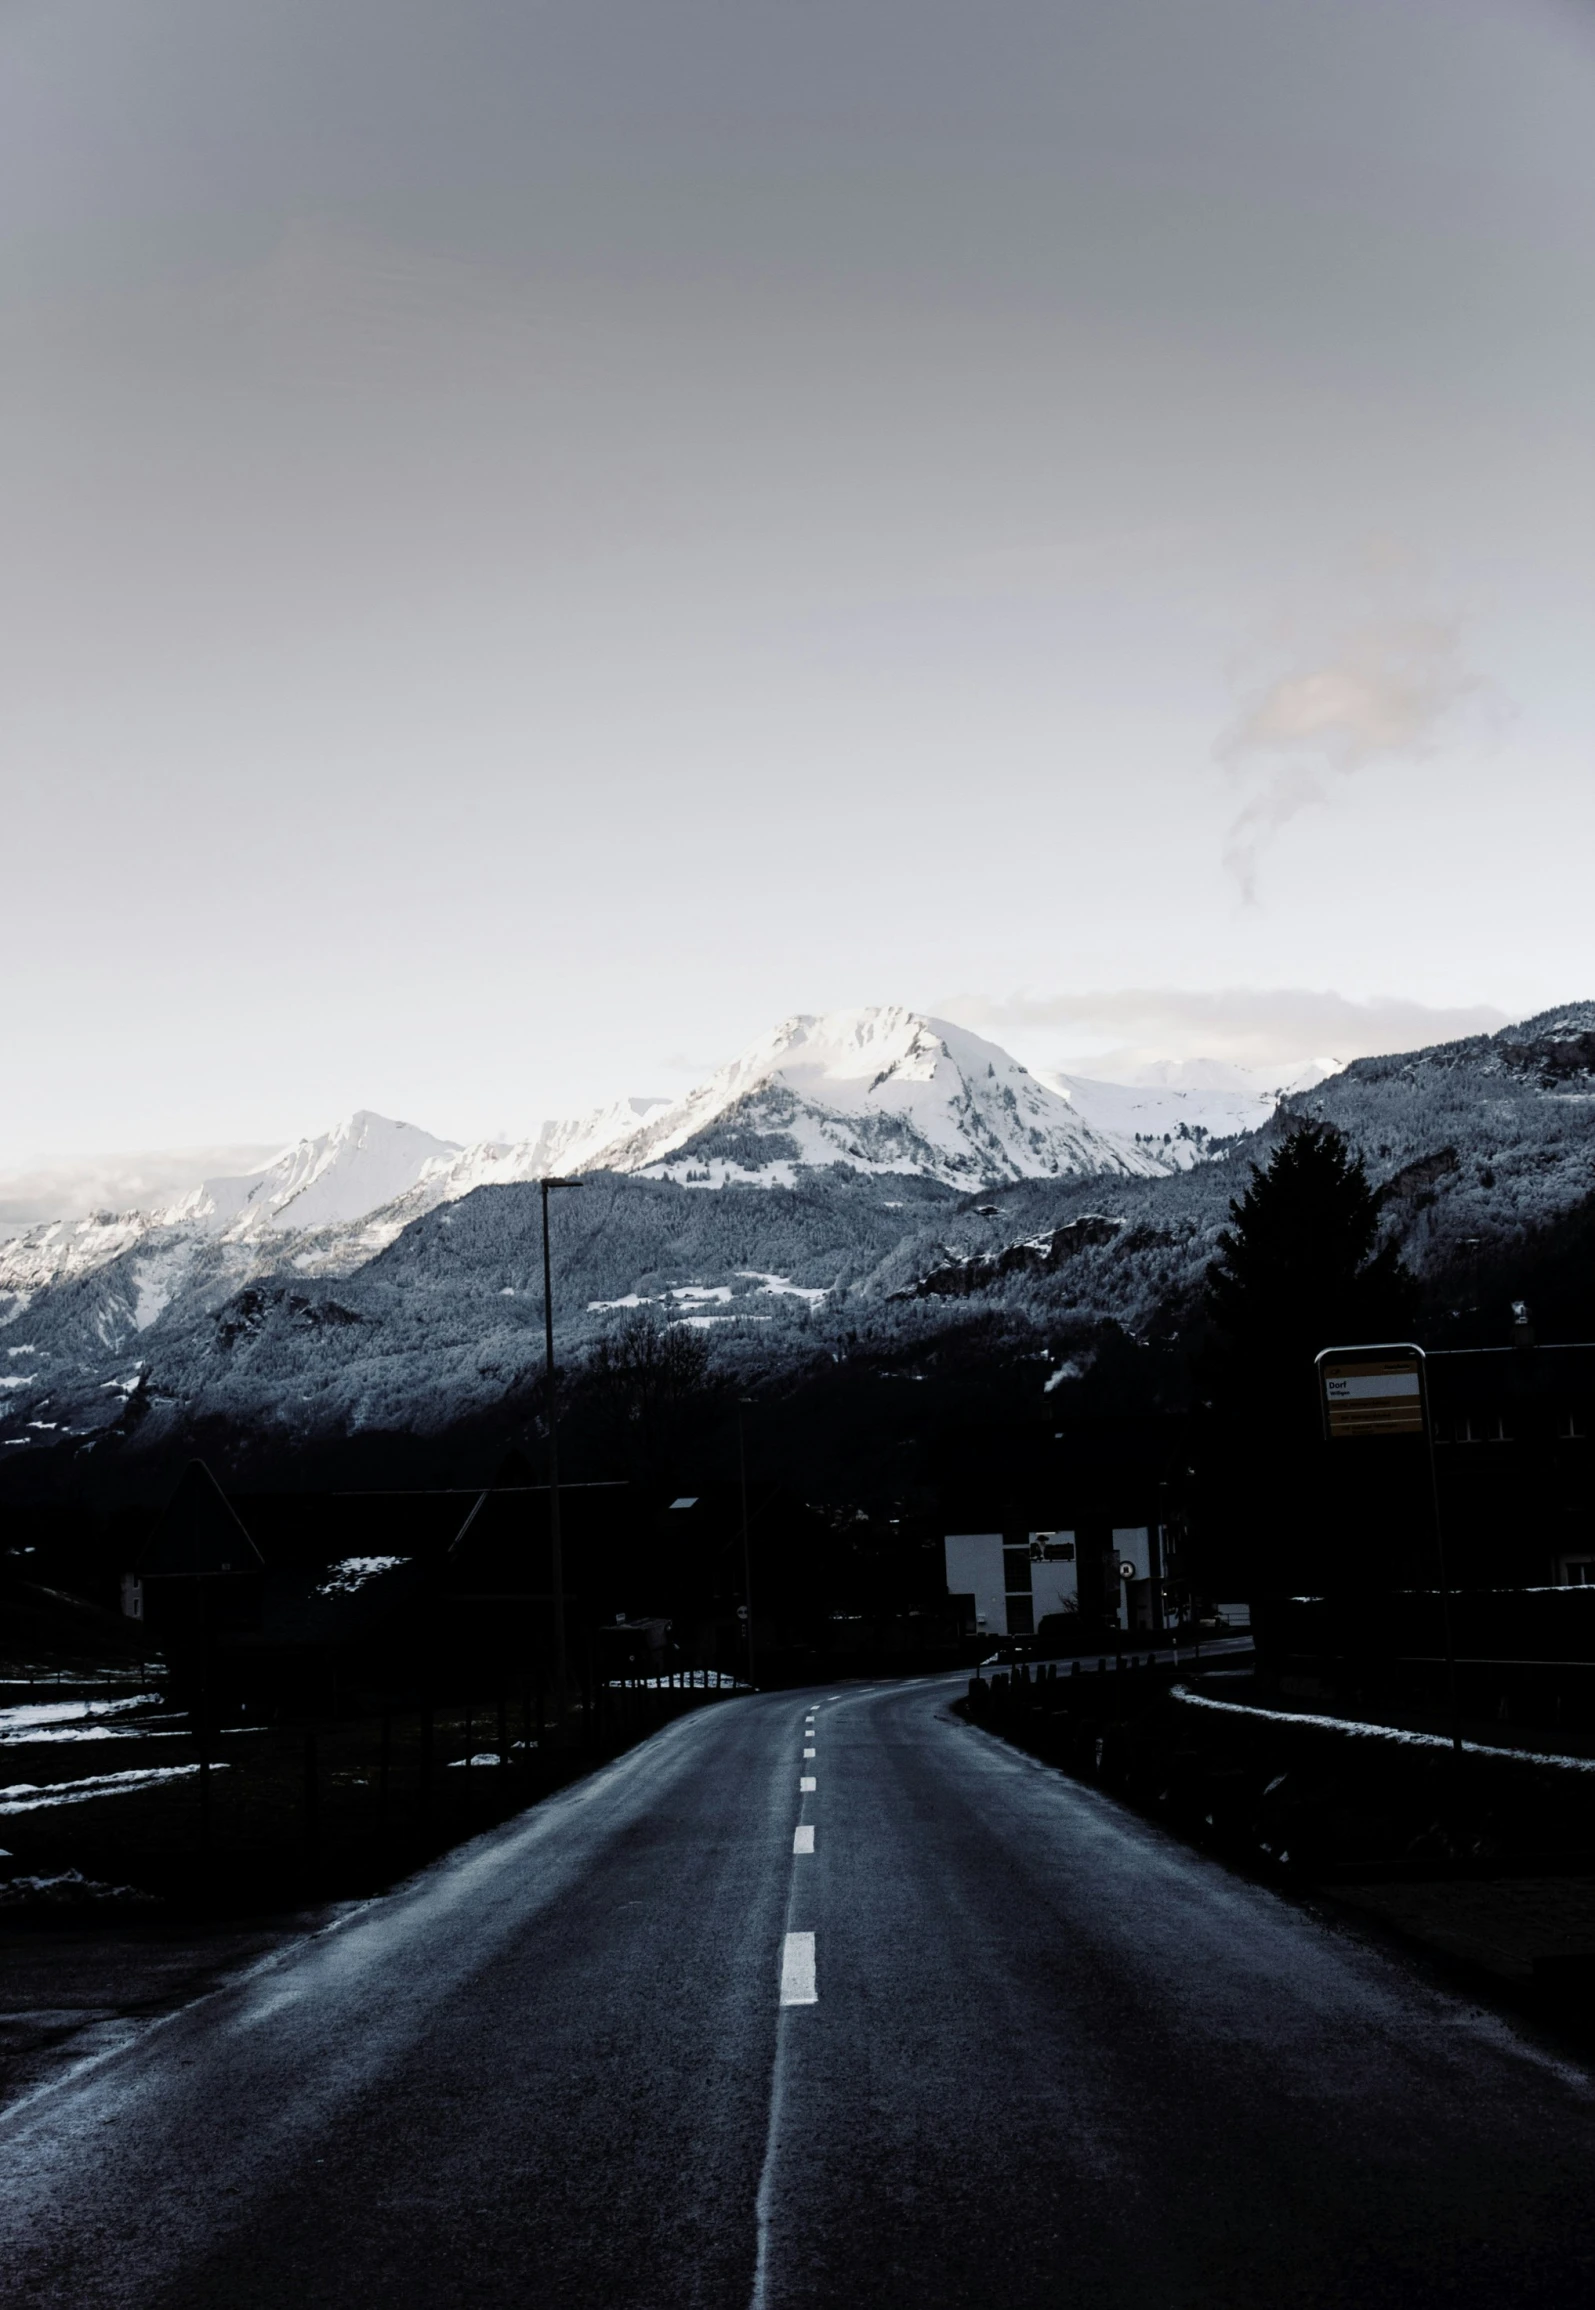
142;1459;266;1579
446;1480;632;1597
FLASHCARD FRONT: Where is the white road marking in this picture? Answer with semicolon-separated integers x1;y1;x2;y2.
799;1775;816;1792
803;1746;815;1758
793;1824;814;1854
780;1931;817;2006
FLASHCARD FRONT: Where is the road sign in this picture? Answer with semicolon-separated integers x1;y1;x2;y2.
1314;1340;1461;1753
1118;1560;1137;1581
1316;1344;1428;1440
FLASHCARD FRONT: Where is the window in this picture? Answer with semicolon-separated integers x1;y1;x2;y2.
1456;1414;1511;1443
1002;1547;1033;1595
1564;1561;1595;1587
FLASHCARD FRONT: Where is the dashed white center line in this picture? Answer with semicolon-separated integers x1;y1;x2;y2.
780;1931;817;2006
793;1824;814;1854
803;1746;815;1758
799;1775;816;1792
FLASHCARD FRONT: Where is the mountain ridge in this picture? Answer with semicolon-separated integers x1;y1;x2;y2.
0;1007;1184;1306
7;999;1595;1487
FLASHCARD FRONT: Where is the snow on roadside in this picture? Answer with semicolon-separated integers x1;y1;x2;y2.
1171;1684;1595;1772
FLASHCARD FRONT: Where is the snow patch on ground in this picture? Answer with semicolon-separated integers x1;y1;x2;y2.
641;1158;803;1190
0;1868;159;1907
736;1271;828;1305
0;1695;162;1739
315;1555;408;1597
0;1763;223;1813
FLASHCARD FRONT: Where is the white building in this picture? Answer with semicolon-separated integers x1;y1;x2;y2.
944;1527;1156;1639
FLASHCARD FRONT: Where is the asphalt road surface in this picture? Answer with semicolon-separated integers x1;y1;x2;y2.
4;1677;1595;2309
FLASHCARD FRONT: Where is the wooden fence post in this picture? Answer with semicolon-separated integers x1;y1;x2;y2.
303;1726;321;1871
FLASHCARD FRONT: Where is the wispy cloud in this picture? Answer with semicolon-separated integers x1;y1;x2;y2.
941;988;1509;1069
1214;618;1480;901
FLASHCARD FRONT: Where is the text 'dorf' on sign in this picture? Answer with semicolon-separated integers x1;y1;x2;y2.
1316;1345;1428;1440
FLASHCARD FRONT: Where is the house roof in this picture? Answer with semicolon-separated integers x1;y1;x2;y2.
141;1460;266;1580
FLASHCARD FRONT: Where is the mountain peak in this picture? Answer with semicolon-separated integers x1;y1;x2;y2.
174;1112;462;1236
589;1004;1168;1188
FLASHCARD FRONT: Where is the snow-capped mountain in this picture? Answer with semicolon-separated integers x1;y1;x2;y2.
0;1012;1168;1309
590;1008;1168;1188
8;1000;1595;1478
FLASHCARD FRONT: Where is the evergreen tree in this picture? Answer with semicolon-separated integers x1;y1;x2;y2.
1196;1124;1416;1599
1206;1121;1413;1378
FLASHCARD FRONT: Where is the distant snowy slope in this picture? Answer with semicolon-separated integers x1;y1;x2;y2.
0;1210;163;1300
1034;1057;1337;1169
597;1008;1169;1187
1119;1057;1337;1096
0;1113;462;1304
1041;1073;1267;1164
405;1099;670;1205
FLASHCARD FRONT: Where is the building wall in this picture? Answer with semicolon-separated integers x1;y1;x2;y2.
944;1533;1005;1636
1112;1526;1155;1632
944;1531;1078;1638
1029;1532;1079;1628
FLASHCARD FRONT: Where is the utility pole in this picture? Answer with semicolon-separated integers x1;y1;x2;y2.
541;1176;580;1708
737;1397;756;1691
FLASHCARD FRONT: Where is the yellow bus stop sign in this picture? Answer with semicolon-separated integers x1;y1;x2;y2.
1318;1346;1428;1439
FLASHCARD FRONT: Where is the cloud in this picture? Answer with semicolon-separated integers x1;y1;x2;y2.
941;988;1510;1069
1214;619;1480;900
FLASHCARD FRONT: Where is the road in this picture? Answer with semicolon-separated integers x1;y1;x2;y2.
4;1677;1595;2308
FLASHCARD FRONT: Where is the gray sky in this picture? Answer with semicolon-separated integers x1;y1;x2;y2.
4;0;1592;1163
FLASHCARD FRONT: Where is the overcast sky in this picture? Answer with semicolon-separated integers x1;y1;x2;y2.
4;0;1592;1165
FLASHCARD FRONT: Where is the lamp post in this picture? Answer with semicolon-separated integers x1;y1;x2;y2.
737;1397;756;1691
541;1176;580;1707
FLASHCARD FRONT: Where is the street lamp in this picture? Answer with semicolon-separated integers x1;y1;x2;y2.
737;1396;756;1691
541;1176;581;1706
